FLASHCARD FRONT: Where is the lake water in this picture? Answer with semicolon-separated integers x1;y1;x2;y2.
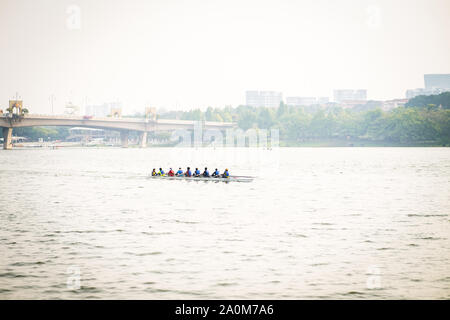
0;147;449;299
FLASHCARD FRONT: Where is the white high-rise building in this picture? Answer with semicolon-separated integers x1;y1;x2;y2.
246;91;282;108
405;74;450;99
317;97;330;104
286;97;317;106
424;74;450;89
333;89;367;103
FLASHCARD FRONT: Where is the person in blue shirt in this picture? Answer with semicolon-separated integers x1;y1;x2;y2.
202;167;210;177
158;168;165;176
221;169;229;178
176;167;184;176
185;167;192;177
212;168;220;177
194;168;201;177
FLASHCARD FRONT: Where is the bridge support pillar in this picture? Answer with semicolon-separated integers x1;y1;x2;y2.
120;131;129;148
139;132;147;148
2;127;12;150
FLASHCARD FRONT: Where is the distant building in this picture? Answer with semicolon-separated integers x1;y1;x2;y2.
85;102;122;117
424;74;450;89
406;74;450;99
317;97;330;104
67;127;119;143
68;127;106;141
340;98;408;111
340;100;369;109
334;90;367;103
382;99;409;110
246;91;282;108
285;96;330;106
286;96;317;106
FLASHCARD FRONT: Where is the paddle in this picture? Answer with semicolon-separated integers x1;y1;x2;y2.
230;175;256;178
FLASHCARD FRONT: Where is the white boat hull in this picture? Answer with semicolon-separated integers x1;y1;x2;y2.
148;175;253;183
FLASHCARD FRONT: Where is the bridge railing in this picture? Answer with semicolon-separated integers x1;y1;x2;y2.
1;113;236;129
23;114;152;122
19;114;235;127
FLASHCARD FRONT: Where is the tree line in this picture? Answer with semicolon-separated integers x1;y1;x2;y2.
12;127;70;141
159;101;450;145
405;92;450;109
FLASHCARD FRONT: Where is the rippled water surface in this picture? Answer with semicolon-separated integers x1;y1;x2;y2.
0;147;449;299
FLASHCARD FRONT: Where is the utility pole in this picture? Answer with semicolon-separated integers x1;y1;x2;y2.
84;96;89;115
49;94;55;115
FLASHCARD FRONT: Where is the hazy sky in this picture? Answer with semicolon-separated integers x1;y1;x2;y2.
1;0;449;114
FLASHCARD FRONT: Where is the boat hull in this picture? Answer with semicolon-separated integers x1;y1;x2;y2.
148;175;253;183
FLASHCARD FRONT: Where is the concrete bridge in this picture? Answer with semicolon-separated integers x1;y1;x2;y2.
0;114;236;149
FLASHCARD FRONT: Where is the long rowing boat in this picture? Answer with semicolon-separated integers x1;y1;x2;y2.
148;175;253;183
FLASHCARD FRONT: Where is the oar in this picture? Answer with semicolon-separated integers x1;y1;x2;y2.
230;175;256;178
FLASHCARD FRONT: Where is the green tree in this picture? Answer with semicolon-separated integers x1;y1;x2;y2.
257;107;275;129
406;92;450;109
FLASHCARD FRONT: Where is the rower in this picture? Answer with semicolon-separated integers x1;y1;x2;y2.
158;168;165;176
151;168;157;176
221;169;229;178
194;168;201;177
168;168;175;176
176;167;183;176
185;167;192;177
202;167;210;177
212;168;220;177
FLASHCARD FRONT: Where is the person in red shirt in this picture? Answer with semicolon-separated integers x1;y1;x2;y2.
168;168;175;176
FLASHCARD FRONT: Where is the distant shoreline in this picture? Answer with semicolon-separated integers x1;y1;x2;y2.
279;140;449;147
8;141;449;149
